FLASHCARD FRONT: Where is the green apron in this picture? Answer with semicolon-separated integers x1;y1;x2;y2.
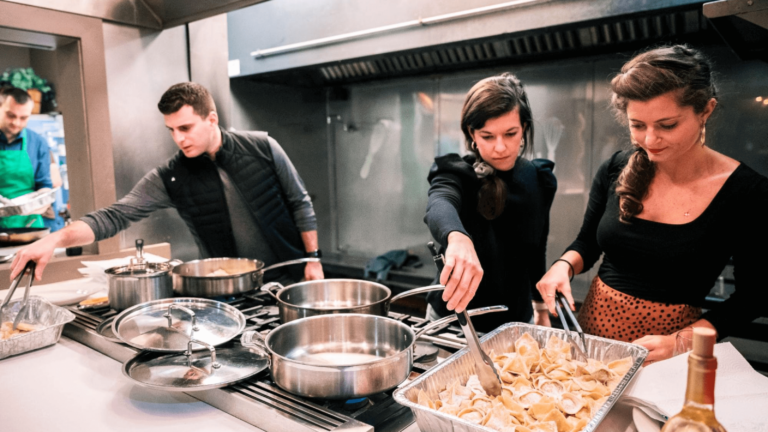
0;130;44;228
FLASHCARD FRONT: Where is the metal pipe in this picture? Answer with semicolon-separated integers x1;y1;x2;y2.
251;0;543;58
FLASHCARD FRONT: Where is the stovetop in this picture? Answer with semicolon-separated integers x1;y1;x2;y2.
63;291;470;432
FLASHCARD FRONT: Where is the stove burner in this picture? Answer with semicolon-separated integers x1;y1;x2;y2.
343;397;370;410
414;341;439;363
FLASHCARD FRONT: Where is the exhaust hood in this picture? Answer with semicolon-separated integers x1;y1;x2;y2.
703;0;768;61
2;0;268;30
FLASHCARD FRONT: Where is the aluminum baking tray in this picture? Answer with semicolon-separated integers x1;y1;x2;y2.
0;188;58;217
394;322;648;432
0;296;75;360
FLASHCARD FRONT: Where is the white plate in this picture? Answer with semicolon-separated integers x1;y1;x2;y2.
0;278;106;306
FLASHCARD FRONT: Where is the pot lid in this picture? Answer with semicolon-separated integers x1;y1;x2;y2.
106;261;173;277
123;342;269;391
112;298;246;352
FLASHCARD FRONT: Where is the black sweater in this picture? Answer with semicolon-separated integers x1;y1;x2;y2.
424;154;557;332
567;150;768;338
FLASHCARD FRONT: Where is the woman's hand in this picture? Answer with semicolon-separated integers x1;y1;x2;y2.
535;260;575;316
632;334;676;366
304;261;324;281
440;231;483;313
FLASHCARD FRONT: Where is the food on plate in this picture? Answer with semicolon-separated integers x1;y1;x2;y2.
79;296;109;306
0;321;38;340
206;269;231;277
415;333;632;432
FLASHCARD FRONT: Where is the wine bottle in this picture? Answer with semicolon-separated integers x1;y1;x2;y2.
661;327;726;432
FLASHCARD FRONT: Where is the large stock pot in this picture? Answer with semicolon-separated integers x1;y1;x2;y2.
240;305;507;399
172;257;319;298
261;279;445;323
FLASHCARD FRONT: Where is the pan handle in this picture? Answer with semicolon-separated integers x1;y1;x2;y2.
413;305;508;339
240;330;271;363
184;339;221;372
260;282;284;300
261;257;320;273
389;284;445;303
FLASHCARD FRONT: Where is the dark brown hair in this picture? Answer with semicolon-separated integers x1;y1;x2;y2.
461;73;534;220
611;45;717;222
157;82;216;118
0;86;33;105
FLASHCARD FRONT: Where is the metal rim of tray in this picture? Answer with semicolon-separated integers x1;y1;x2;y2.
0;188;58;217
393;322;649;432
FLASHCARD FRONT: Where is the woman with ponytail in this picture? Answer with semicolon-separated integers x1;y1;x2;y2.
425;73;557;332
536;45;768;364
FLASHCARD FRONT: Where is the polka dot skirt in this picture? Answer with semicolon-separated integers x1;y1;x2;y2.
576;276;701;343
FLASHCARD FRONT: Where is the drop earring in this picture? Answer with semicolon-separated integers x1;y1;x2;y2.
700;125;706;146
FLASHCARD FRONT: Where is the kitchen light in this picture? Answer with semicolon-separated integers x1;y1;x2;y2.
763;99;768;106
758;96;764;102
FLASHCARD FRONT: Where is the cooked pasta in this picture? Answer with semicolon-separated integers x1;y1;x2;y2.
415;333;633;432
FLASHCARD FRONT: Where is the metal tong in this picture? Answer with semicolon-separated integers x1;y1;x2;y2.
427;242;502;397
553;291;589;361
0;261;37;330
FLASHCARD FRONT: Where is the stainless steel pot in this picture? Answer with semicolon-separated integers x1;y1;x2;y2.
261;279;445;323
240;305;507;399
105;239;182;312
172;257;319;298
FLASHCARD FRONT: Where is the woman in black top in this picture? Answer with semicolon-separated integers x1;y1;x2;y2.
537;45;768;364
425;73;557;332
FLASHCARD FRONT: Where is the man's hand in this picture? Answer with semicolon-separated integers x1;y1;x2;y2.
440;231;483;313
10;235;59;281
304;261;324;281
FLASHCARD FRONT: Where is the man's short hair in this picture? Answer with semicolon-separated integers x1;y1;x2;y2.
0;87;33;106
157;82;216;118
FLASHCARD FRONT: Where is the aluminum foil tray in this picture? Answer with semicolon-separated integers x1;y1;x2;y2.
0;296;75;360
394;322;648;432
0;188;58;217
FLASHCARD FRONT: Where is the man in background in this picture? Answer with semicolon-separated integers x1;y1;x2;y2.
0;87;53;228
11;82;324;283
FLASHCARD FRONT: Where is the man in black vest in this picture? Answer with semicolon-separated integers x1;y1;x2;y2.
11;82;324;283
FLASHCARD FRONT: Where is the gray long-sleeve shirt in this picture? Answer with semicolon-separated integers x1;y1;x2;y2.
82;136;316;261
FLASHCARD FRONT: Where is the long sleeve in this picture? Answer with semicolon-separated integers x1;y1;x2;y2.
530;159;557;302
701;173;768;338
80;168;173;241
564;152;621;272
268;137;317;233
424;169;470;248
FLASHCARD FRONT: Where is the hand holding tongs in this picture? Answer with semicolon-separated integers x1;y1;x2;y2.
553;291;589;361
427;242;502;397
0;261;37;330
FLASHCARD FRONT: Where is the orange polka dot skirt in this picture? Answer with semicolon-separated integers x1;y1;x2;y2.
576;276;701;343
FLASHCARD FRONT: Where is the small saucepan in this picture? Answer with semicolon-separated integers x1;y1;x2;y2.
241;305;507;399
261;279;445;323
172;257;319;298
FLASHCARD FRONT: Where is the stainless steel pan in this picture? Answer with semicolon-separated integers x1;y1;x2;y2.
261;279;445;323
240;305;507;399
172;257;319;298
0;227;50;246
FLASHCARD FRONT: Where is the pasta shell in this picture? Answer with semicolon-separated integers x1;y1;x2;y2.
517;390;544;409
558;392;585;415
607;356;633;377
457;407;485;424
515;333;540;357
528;421;558;432
537;378;566;399
417;389;435;409
542;408;570;432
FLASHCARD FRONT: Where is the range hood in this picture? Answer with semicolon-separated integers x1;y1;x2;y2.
238;3;714;87
703;0;768;61
1;0;268;29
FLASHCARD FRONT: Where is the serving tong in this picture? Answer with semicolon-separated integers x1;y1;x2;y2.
0;261;37;330
553;291;589;361
427;242;502;397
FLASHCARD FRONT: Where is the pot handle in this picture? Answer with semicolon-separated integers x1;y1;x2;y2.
184;338;221;372
260;282;284;300
389;284;445;303
164;304;199;332
413;305;508;339
240;330;271;362
261;257;320;273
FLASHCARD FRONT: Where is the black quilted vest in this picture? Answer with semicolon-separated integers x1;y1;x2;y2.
158;129;303;262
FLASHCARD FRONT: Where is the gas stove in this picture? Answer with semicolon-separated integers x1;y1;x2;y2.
63;291;469;432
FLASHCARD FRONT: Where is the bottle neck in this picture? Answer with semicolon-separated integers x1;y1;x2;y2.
684;353;717;409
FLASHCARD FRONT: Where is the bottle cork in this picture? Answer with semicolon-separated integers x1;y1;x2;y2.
692;327;716;357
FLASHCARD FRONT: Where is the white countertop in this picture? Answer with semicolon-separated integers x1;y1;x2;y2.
0;337;262;432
